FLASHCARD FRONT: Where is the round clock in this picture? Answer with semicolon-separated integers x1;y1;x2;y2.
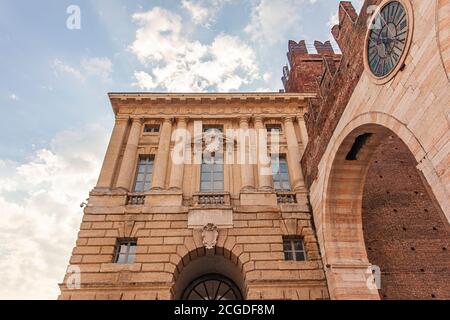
365;0;413;81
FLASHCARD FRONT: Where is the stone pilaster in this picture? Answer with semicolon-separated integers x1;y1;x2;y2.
169;117;188;191
115;117;144;191
95;116;129;190
254;116;273;191
283;117;306;192
151;117;174;190
239;117;255;191
297;114;309;147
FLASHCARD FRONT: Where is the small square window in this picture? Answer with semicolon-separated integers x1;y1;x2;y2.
144;124;160;133
283;236;306;261
114;239;137;264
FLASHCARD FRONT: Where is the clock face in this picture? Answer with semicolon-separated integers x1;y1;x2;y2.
367;1;409;78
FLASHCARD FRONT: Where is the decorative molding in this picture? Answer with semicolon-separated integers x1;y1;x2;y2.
202;223;219;249
108;93;315;115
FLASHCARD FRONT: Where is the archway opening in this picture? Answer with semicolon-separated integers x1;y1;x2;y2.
172;252;246;300
181;274;243;300
324;124;449;300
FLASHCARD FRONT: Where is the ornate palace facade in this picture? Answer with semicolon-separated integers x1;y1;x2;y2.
58;93;330;300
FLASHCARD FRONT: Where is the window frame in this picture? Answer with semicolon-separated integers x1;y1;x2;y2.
143;124;161;133
272;155;291;191
114;238;138;264
200;126;224;193
266;123;283;134
283;236;307;262
200;151;224;192
133;155;155;193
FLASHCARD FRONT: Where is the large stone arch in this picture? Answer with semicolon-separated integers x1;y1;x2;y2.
436;0;450;81
318;112;449;299
166;231;249;300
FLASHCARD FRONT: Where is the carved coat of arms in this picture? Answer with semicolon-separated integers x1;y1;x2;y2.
202;223;219;249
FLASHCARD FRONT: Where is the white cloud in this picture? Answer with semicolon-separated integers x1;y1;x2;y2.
181;0;209;25
181;0;231;27
9;94;19;101
245;0;320;45
130;7;260;92
52;59;84;81
0;124;109;299
327;11;339;28
263;72;272;82
80;57;113;82
245;0;299;45
133;71;156;90
52;57;113;82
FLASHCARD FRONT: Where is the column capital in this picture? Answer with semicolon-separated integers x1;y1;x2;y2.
163;117;174;124
283;116;295;124
130;116;145;124
254;116;265;124
115;115;130;124
297;114;305;121
239;116;250;125
176;117;189;125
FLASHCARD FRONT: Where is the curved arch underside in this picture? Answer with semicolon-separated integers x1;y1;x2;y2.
323;123;449;299
362;135;450;299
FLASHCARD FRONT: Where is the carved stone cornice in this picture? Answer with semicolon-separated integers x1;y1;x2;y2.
108;92;317;115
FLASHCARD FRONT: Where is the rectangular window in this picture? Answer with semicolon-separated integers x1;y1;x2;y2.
272;156;291;191
203;125;223;133
283;237;306;261
266;124;282;133
134;156;154;193
200;152;224;192
114;239;137;264
144;124;160;133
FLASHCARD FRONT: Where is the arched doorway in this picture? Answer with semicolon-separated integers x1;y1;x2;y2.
181;274;243;300
172;251;246;300
322;123;449;299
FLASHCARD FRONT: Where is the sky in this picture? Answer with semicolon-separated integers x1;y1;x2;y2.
0;0;364;299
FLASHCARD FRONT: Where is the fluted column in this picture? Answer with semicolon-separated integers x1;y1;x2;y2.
116;116;144;191
168;117;188;191
297;114;309;147
239;117;255;191
96;116;129;190
254;116;273;191
151;117;174;190
284;117;305;192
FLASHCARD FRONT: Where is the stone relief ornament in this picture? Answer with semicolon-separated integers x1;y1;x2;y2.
202;223;219;249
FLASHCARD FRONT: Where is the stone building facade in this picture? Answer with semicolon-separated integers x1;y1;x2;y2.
58;93;330;300
59;0;449;300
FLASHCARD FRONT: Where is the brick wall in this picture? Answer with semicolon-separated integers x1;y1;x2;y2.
362;136;450;300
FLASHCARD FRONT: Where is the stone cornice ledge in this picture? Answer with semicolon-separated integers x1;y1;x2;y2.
108;92;317;114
